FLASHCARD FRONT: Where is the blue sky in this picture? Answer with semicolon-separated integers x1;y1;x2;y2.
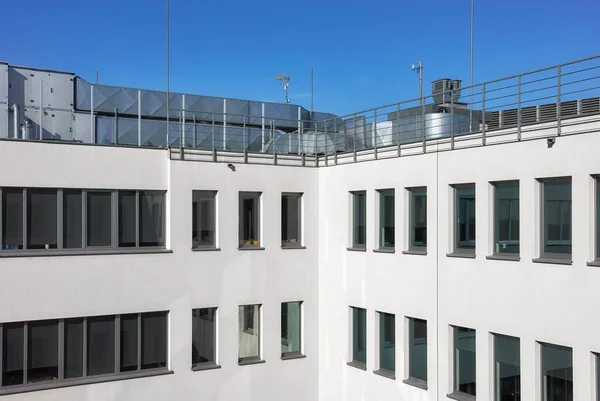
1;0;598;115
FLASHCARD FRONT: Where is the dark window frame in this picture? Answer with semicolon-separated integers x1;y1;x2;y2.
349;306;367;369
451;325;477;397
452;184;476;255
408;187;427;251
191;307;218;369
281;301;303;358
540;342;573;401
281;193;303;248
539;177;572;260
192;191;217;249
238;304;262;364
238;192;262;249
407;317;428;385
492;181;520;256
377;189;395;250
350;191;367;249
493;333;521;401
376;311;395;375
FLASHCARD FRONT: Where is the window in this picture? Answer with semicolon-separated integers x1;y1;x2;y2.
350;307;366;368
192;308;217;368
282;193;302;247
118;191;137;248
541;343;572;401
351;191;366;249
281;302;302;357
239;192;261;248
63;190;82;249
1;188;23;250
139;192;165;247
27;320;59;383
27;189;57;249
192;191;216;248
64;318;84;379
2;323;24;386
378;190;395;249
120;314;138;372
493;181;520;255
453;326;476;397
540;178;572;259
377;312;395;375
408;318;427;385
494;334;520;401
409;187;427;250
141;312;168;369
453;185;476;254
87;192;112;247
87;316;115;376
238;305;261;363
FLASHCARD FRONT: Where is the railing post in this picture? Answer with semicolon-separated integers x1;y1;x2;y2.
333;118;337;158
481;83;486;145
517;75;522;141
396;103;401;156
179;110;184;160
421;99;426;153
192;114;197;148
211;113;216;161
181;94;186;149
353;114;357;163
272;120;277;165
373;109;378;160
113;107;118;144
90;84;95;144
243;116;248;163
137;90;142;146
557;66;562;136
301;123;305;167
223;99;227;150
450;92;455;150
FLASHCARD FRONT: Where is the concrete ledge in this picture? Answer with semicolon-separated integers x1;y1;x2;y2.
281;352;306;361
447;391;476;401
532;257;572;265
0;248;172;258
402;377;428;390
373;369;395;380
238;247;265;251
238;357;265;366
486;254;520;262
192;363;221;371
347;247;367;252
402;249;427;256
373;248;395;254
446;252;476;259
346;360;367;371
281;246;307;250
192;247;221;252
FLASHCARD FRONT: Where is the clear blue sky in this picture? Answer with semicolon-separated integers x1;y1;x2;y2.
1;0;598;115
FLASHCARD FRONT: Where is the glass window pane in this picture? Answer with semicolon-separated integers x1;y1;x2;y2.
64;318;83;379
281;302;301;355
87;316;115;376
282;194;302;247
494;334;520;401
454;326;476;396
141;312;167;369
63;190;82;249
2;323;24;386
192;308;217;365
409;318;428;382
2;188;23;250
27;189;57;250
543;180;572;256
541;343;572;401
87;192;112;247
192;191;216;248
378;190;395;248
352;307;366;365
353;192;366;247
139;191;165;247
410;188;427;248
379;312;395;372
238;305;260;361
27;320;59;383
455;185;476;252
120;314;138;372
118;191;136;248
239;193;260;247
494;182;520;254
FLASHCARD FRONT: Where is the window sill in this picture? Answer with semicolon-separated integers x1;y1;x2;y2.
447;391;476;401
446;252;476;259
0;248;172;258
0;368;172;396
192;362;221;371
373;368;395;380
238;246;265;251
373;248;395;254
238;357;265;366
192;247;221;252
281;352;306;360
486;254;520;261
402;249;427;256
347;360;367;371
402;377;428;390
281;246;306;250
532;257;572;265
346;247;367;252
587;260;600;267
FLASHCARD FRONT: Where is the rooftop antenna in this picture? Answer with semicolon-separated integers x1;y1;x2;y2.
411;60;423;106
269;72;291;103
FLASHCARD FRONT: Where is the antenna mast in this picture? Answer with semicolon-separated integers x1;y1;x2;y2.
269;72;291;103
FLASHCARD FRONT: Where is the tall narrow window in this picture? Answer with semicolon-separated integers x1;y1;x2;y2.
281;193;302;247
378;189;395;249
118;191;137;248
64;318;83;379
27;320;59;383
350;307;367;368
597;178;600;260
453;326;476;396
454;185;476;254
87;316;115;376
139;191;165;247
493;181;520;255
192;191;216;249
2;323;24;386
409;187;427;250
238;305;261;363
86;192;112;247
281;302;302;357
494;334;520;401
27;189;57;249
377;312;395;375
541;343;572;401
239;192;261;248
351;191;366;249
2;188;23;250
120;314;138;372
540;178;572;259
63;190;82;249
408;318;428;385
192;308;217;368
141;312;168;369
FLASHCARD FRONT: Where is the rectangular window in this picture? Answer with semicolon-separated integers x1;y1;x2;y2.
139;191;165;247
239;192;261;248
120;314;138;372
454;185;476;254
192;308;217;367
63;190;82;249
597;178;600;260
2;323;24;386
541;178;572;259
378;189;395;249
86;192;112;247
453;326;476;396
238;305;261;363
493;181;520;255
494;334;520;401
408;318;428;384
409;187;427;250
350;307;367;367
281;193;302;247
27;320;59;383
141;312;168;369
2;188;23;250
192;191;216;248
377;312;395;374
118;191;137;248
541;343;572;401
351;191;366;249
87;316;115;376
27;189;57;249
281;302;302;357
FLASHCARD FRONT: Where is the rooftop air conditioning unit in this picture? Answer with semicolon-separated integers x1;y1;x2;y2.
432;79;462;105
